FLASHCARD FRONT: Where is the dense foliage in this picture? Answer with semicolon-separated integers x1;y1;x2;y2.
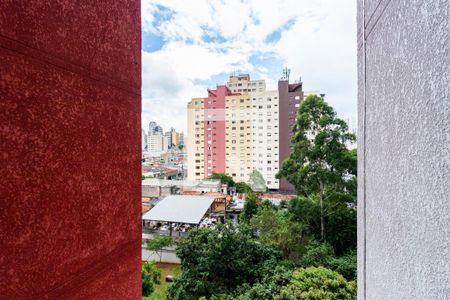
250;206;308;263
277;267;356;300
239;192;258;223
288;195;356;255
167;224;281;300
277;95;356;241
300;241;356;280
232;265;294;300
235;181;253;193
142;261;161;297
166;219;356;299
207;173;235;187
248;169;268;192
208;172;254;194
162;98;357;299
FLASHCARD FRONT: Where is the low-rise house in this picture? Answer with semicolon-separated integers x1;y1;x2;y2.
258;193;292;206
142;179;229;201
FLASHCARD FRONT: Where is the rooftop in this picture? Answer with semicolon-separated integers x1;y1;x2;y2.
142;195;216;225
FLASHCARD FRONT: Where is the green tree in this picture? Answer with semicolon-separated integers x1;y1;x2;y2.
289;196;321;235
248;169;267;192
300;241;356;280
329;250;357;281
240;192;258;223
277;266;356;300
277;95;356;241
322;195;356;255
142;261;161;297
146;236;173;262
251;207;308;263
167;224;280;300
207;172;235;187
233;265;293;300
300;241;335;268
259;199;275;211
289;195;356;255
235;181;253;193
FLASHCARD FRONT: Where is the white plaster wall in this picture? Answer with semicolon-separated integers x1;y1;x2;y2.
358;0;450;299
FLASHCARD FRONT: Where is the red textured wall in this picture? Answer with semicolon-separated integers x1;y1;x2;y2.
0;1;141;299
203;86;231;177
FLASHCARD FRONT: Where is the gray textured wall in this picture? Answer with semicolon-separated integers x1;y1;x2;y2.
357;0;450;299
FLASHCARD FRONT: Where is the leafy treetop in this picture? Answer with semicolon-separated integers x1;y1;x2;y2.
277;95;356;241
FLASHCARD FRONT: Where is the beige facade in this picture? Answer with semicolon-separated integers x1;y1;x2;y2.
187;74;300;190
227;74;266;94
251;90;280;189
187;98;205;181
171;128;180;146
224;75;268;183
225;94;253;182
147;133;163;154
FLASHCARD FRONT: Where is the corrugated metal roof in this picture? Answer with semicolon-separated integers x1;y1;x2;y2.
142;195;216;224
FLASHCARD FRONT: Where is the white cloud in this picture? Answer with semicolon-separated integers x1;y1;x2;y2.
141;0;357;133
142;51;207;132
275;1;357;123
147;42;252;81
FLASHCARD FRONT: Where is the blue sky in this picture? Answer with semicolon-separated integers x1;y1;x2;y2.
141;0;357;133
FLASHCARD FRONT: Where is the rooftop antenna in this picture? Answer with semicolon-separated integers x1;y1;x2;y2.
282;67;291;81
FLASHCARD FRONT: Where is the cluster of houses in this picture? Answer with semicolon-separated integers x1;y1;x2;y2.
142;179;291;234
141;178;292;262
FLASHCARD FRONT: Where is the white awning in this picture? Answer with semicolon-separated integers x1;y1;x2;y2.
142;195;216;224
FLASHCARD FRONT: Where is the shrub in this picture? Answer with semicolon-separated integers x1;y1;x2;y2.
277;266;356;300
142;261;161;297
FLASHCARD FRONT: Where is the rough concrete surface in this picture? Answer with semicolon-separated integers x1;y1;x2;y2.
358;0;450;299
0;1;141;299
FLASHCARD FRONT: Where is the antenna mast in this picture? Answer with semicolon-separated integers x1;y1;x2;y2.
282;67;291;81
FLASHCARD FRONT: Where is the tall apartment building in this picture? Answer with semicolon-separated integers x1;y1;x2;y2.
147;133;163;154
179;132;185;146
187;74;303;191
204;86;234;178
171;128;180;146
250;90;280;189
227;73;266;93
162;133;170;152
187;98;205;179
154;125;163;135
278;79;304;191
142;129;147;152
147;121;171;154
186;85;236;180
164;131;172;148
148;121;157;134
224;74;268;184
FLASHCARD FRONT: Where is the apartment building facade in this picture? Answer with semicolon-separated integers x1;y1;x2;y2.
188;74;303;191
171;128;180;146
251;90;281;189
203;86;234;177
224;75;262;183
278;79;304;191
142;129;147;152
147;133;163;154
